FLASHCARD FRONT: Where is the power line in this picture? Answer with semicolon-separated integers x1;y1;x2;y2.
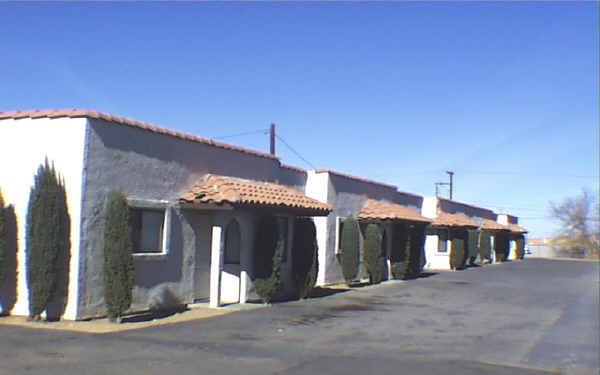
274;134;316;170
455;170;599;179
213;129;268;140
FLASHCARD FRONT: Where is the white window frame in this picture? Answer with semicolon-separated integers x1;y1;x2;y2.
437;228;449;253
128;199;171;257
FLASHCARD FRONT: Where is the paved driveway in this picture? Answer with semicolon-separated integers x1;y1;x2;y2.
1;258;597;375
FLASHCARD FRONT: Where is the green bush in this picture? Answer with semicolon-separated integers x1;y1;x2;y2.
341;217;360;284
408;224;426;277
26;160;71;320
466;229;479;265
494;231;510;262
251;216;283;303
0;190;6;285
103;191;135;322
292;218;318;299
364;223;384;284
0;203;18;315
450;231;467;270
479;231;492;262
515;235;525;259
390;223;409;279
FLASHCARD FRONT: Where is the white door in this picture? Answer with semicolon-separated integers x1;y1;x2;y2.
221;220;241;304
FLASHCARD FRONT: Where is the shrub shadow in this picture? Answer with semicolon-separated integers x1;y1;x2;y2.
0;206;18;316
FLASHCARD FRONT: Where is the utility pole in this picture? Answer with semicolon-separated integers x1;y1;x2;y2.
447;171;454;200
434;171;454;200
270;123;275;156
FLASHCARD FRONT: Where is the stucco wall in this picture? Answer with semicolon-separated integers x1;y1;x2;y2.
308;172;425;285
0;117;87;320
77;118;308;319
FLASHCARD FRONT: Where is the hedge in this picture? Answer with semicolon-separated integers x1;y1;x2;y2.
450;230;467;270
408;224;426;277
292;217;318;299
103;191;135;322
341;217;360;284
364;223;384;284
479;230;492;263
0;190;6;285
515;235;525;260
466;229;479;266
494;231;510;262
252;216;283;303
26;160;71;320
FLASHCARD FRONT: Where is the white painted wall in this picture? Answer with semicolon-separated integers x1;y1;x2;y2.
0;117;87;319
422;196;438;218
424;234;451;270
497;214;509;225
305;171;330;286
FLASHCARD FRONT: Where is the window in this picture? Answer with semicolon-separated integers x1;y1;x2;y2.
130;207;167;254
438;229;448;253
224;220;241;264
335;217;344;254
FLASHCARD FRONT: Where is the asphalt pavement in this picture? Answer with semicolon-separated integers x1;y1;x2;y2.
0;258;597;375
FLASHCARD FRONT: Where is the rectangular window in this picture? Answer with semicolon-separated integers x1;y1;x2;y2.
130;208;167;253
438;229;448;253
335;217;344;254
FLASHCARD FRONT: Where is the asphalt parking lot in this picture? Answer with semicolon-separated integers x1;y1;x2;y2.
0;258;597;375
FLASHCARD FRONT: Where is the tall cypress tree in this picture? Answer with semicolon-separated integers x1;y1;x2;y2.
341;217;360;284
0;190;6;285
292;217;319;299
103;191;135;322
364;223;383;284
26;159;70;320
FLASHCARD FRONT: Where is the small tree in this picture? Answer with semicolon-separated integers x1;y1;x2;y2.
364;223;384;284
0;190;6;285
515;235;525;259
251;216;283;303
103;192;135;322
26;160;70;320
292;218;319;299
466;229;479;266
450;231;467;270
390;223;409;279
479;231;492;263
341;217;360;284
494;231;510;262
407;224;426;278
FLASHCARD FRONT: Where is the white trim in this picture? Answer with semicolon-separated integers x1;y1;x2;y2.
334;216;345;255
210;226;223;308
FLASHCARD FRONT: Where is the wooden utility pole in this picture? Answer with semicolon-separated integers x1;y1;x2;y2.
447;171;454;200
270;123;275;156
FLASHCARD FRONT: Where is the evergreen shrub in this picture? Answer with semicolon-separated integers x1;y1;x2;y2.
0;190;6;285
341;217;360;284
515;235;525;259
26;160;71;320
479;231;492;263
390;223;409;279
292;217;318;299
252;216;283;303
103;191;135;322
408;224;426;277
467;229;479;265
494;231;510;262
364;223;384;284
450;231;467;270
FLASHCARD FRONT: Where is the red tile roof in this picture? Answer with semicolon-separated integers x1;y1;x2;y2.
0;109;278;161
480;219;510;231
359;199;432;223
507;223;528;234
432;212;479;228
180;174;332;214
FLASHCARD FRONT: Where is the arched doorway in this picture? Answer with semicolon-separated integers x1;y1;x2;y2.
221;219;241;304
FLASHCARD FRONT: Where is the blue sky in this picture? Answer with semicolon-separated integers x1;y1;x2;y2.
1;2;597;238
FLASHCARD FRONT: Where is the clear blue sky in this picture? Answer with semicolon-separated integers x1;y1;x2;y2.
1;2;598;238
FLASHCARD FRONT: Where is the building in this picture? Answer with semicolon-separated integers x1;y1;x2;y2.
0;110;331;320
